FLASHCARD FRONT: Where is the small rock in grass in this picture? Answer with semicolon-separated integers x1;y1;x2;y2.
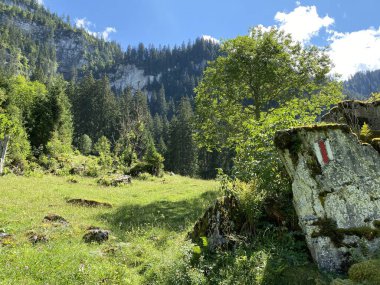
83;227;109;244
0;232;14;246
43;214;69;225
27;231;48;244
67;198;112;208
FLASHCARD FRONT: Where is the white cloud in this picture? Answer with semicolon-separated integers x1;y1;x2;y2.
75;18;93;30
295;1;301;6
328;27;380;80
255;5;380;80
201;35;220;44
75;18;116;41
37;0;44;5
100;27;117;41
274;6;334;44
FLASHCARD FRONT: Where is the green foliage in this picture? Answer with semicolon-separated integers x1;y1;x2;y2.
348;259;380;285
150;228;326;285
195;26;343;193
144;143;164;177
47;77;73;152
3;105;31;172
166;97;198;176
93;136;111;155
77;134;92;155
360;122;373;142
93;136;113;169
368;92;380;102
228;179;266;232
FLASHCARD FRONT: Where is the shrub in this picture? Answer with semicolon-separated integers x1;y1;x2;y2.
128;162;151;176
360;122;373;142
136;172;153;181
219;173;266;233
77;134;92;155
144;144;164;177
93;136;111;156
348;259;380;284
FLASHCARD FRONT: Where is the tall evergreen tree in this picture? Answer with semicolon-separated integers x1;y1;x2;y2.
166;97;198;176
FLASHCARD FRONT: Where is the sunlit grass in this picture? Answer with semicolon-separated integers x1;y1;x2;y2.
0;174;218;284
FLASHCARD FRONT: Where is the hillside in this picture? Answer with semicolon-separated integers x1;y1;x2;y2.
0;0;226;179
0;0;219;100
344;69;380;99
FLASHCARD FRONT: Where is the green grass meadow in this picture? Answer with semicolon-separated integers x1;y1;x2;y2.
0;174;218;284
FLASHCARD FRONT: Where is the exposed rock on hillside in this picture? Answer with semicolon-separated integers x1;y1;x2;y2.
275;124;380;272
323;100;380;133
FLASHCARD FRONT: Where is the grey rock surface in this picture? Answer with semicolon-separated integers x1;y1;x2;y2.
83;227;109;244
323;100;380;133
275;124;380;272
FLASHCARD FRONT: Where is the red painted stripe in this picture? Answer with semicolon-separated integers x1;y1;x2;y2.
318;140;329;164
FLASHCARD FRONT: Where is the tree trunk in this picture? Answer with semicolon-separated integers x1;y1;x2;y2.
0;135;10;175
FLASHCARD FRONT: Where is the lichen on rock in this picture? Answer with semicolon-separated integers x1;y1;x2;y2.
275;124;380;272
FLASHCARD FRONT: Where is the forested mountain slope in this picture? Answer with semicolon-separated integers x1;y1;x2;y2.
344;69;380;99
0;0;227;178
0;0;219;101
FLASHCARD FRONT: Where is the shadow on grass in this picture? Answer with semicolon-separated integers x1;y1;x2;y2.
99;190;218;236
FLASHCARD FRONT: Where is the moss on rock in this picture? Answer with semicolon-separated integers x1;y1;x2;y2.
348;259;380;285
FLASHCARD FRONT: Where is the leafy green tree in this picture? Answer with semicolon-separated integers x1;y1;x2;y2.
195;26;343;193
2;105;31;171
144;143;164;176
195;26;340;149
77;134;92;155
93;135;112;169
45;77;73;156
93;136;111;156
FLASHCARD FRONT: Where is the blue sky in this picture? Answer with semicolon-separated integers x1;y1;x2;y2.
41;0;380;79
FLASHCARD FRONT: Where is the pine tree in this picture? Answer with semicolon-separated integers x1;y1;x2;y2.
166;97;198;176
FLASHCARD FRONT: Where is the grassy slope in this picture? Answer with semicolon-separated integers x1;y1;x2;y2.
0;174;218;284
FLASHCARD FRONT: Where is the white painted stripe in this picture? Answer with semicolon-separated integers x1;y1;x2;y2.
325;140;334;161
313;142;324;165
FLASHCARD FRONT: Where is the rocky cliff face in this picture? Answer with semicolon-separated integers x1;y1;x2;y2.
275;125;380;272
323;100;380;133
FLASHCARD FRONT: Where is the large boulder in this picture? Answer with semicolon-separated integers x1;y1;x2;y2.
322;100;380;135
275;124;380;272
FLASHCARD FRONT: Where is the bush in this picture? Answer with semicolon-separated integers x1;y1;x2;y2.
77;134;92;155
135;172;153;181
348;259;380;284
144;144;164;177
97;176;115;187
128;162;151;176
93;136;111;156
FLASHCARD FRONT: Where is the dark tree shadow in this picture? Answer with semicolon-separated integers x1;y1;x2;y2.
99;190;218;238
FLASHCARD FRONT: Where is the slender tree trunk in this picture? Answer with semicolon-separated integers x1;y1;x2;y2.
0;135;10;175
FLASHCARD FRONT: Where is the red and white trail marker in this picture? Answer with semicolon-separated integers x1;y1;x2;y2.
313;139;334;166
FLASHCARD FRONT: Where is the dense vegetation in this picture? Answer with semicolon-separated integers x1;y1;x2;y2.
0;0;224;178
2;0;380;284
